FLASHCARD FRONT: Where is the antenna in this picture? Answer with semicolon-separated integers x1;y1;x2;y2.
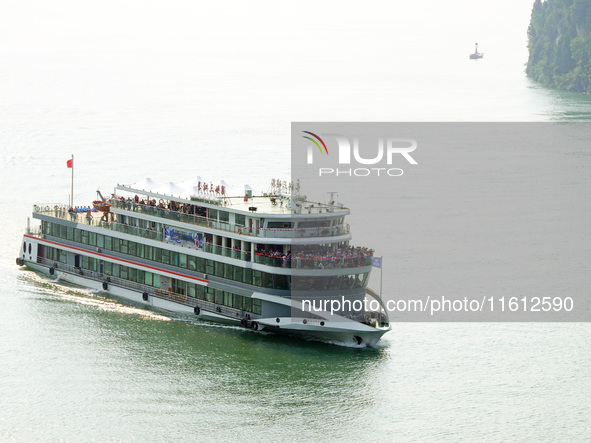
327;191;338;212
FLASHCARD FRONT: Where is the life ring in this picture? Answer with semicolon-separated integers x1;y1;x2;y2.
44;206;49;211
194;306;200;315
238;228;242;235
15;257;21;266
251;321;259;331
142;292;149;301
33;205;39;211
49;267;55;275
102;281;108;290
54;205;58;210
159;199;164;205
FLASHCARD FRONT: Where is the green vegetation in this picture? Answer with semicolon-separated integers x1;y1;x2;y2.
527;0;591;92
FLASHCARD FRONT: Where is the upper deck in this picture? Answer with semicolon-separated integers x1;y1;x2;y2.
116;183;349;217
110;182;351;241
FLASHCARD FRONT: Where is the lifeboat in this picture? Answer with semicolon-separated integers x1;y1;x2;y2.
92;200;111;212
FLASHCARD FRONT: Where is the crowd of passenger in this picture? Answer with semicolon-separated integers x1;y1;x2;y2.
115;195;207;218
48;204;114;222
254;246;374;269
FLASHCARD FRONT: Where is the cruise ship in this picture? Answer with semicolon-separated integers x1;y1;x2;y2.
16;178;391;346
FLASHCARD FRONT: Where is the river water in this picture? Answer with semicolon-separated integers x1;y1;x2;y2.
1;0;590;441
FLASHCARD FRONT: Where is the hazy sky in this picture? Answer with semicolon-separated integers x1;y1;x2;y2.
0;0;543;124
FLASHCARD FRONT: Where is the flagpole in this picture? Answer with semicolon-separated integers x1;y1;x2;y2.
380;255;383;299
71;154;74;208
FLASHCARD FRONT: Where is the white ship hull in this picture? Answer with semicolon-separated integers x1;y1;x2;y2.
22;258;390;347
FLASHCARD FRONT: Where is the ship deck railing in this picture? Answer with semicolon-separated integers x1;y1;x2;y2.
109;199;350;238
253;253;372;269
36;256;245;319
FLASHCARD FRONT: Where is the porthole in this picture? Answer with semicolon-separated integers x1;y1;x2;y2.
28;243;32;254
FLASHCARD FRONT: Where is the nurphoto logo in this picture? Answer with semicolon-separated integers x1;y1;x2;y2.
303;131;418;177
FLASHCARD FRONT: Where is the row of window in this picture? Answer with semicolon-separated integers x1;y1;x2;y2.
43;246;262;314
42;221;368;291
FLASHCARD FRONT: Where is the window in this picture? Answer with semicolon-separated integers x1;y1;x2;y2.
244;268;252;285
253;271;262;287
235;214;245;226
243;297;253;313
262;272;273;288
232;294;243;309
144;272;153;286
179;253;187;268
205;287;214;302
206;259;214;275
170;251;178;267
188;255;196;271
252;299;262;315
97;234;104;248
268;221;294;229
197;257;206;273
274;274;290;290
172;279;186;295
298;220;330;228
219;211;229;223
214;289;223;305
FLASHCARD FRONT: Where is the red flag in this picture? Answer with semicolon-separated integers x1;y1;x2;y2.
66;159;73;168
